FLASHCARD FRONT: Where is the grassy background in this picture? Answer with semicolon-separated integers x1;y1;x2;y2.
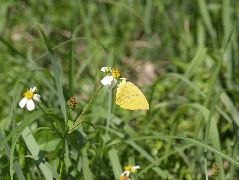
1;0;239;179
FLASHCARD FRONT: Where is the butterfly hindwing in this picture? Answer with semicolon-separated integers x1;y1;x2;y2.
115;80;149;110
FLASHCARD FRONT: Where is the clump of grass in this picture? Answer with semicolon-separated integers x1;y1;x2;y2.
0;1;239;179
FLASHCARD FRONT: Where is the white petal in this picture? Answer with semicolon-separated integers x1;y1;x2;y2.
31;87;37;92
26;99;35;111
101;75;114;86
101;67;107;72
33;94;41;102
132;165;140;170
19;98;27;108
101;67;111;72
120;171;130;177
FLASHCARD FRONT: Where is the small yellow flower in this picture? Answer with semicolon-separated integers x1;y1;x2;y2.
124;165;140;173
111;68;120;79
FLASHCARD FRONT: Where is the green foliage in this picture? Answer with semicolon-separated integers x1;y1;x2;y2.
0;0;239;179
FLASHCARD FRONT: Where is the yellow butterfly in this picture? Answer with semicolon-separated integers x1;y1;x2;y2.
115;79;149;110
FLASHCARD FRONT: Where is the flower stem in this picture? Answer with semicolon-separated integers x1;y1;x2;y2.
105;88;112;135
68;85;103;133
59;140;65;179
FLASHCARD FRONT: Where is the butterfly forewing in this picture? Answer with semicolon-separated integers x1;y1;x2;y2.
115;81;149;110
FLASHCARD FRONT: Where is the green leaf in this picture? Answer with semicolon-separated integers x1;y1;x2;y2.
188;103;225;178
197;0;216;41
108;148;122;179
81;147;94;180
39;138;61;152
21;126;59;179
0;133;25;180
0;111;42;151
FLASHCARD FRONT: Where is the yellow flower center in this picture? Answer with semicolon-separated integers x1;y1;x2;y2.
111;68;120;79
124;165;132;172
24;90;34;99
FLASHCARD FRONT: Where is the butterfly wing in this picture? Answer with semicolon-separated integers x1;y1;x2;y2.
115;80;149;110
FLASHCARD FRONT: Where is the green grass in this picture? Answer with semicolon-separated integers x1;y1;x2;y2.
1;0;239;179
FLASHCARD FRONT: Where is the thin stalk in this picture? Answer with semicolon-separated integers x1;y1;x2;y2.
38;104;66;179
59;138;65;179
59;117;68;179
37;104;61;137
203;56;222;178
203;111;213;180
105;88;112;135
68;86;103;133
68;32;74;96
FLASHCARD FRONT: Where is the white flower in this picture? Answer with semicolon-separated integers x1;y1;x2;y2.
101;67;111;72
19;86;41;111
131;165;140;173
124;164;140;174
120;164;140;179
100;67;120;87
101;75;117;86
120;170;130;180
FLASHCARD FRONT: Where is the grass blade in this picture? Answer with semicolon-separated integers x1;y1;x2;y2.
38;27;67;122
81;147;93;180
169;73;232;123
197;0;216;41
0;133;26;180
21;126;59;179
0;36;25;58
108;148;122;179
0;111;42;151
184;47;207;79
189;103;225;179
127;141;168;178
128;135;239;167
